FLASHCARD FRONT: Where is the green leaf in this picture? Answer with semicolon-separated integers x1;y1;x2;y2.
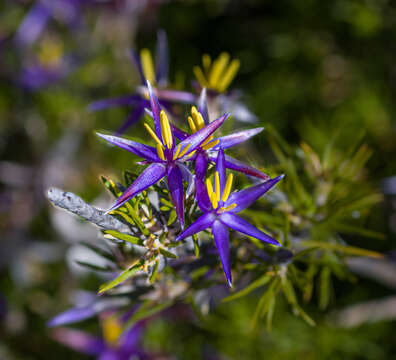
104;230;143;246
124;300;173;330
167;210;177;226
159;248;177;259
101;176;122;198
149;260;159;283
222;274;272;303
319;266;331;310
98;260;143;294
192;234;200;257
75;260;114;272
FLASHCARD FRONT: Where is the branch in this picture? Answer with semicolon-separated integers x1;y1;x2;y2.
46;187;133;235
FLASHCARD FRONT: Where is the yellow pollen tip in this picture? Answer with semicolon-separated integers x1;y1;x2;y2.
144;123;162;146
219;203;237;213
202;54;211;73
140;48;155;84
156;144;165;160
215;172;221;202
202;139;219;151
206;178;217;209
177;143;191;159
173;144;182;160
217;58;240;92
188;116;197;133
222;173;234;202
160;110;172;149
193;66;209;88
209;52;230;89
102;316;122;346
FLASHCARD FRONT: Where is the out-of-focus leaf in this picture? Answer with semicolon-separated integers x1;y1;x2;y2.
75;260;114;272
319;266;331;310
300;240;383;258
192;234;199;257
159;248;177;259
149;260;159;283
222;273;272;303
98;260;143;294
104;230;144;246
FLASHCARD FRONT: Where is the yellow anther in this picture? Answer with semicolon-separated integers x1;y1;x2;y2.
217;59;240;92
215;172;221;203
144;123;162;146
193;66;209;87
188;116;197;133
201;139;220;151
140;48;155;84
222;173;234;202
102;316;122;346
191;106;205;130
177;143;191;158
219;203;237;213
173;144;182;160
206;178;217;209
184;150;196;159
202;54;212;73
156;144;165;160
209;52;230;88
200;136;213;147
160;110;173;149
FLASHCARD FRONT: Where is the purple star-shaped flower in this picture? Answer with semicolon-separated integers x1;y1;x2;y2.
176;148;284;286
173;88;270;182
97;82;227;228
89;30;195;135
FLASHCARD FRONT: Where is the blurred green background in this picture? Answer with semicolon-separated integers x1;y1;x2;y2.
1;0;396;359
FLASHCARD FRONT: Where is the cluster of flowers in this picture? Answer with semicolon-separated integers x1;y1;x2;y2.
97;81;284;286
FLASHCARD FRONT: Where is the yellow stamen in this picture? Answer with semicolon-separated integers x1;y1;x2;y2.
200;136;213;147
215;172;221;203
222;173;233;202
202;139;219;151
160;110;173;149
191;106;205;130
193;66;209;87
202;54;211;74
102;316;122;346
184;150;196;159
173;144;182;160
217;59;240;92
209;52;230;89
144;123;162;146
188;116;197;133
177;143;191;158
219;203;237;213
156;144;165;160
206;178;217;209
140;48;155;84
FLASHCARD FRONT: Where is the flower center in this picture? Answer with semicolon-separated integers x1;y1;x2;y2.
193;52;240;92
205;171;236;211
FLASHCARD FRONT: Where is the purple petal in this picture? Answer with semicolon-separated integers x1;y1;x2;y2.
220;212;279;245
147;81;162;141
178;162;194;197
177;114;228;158
156;89;196;104
107;163;166;213
195;177;212;212
51;328;106;355
115;105;145;135
120;322;143;354
212;220;232;286
171;124;189;141
88;95;141;112
130;49;145;84
195;152;209;180
176;212;216;241
15;4;50;47
217;127;264;149
167;165;185;228
198;88;209;125
96;133;159;162
48;306;96;327
155;29;169;86
225;175;284;212
215;148;226;193
209;154;270;180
